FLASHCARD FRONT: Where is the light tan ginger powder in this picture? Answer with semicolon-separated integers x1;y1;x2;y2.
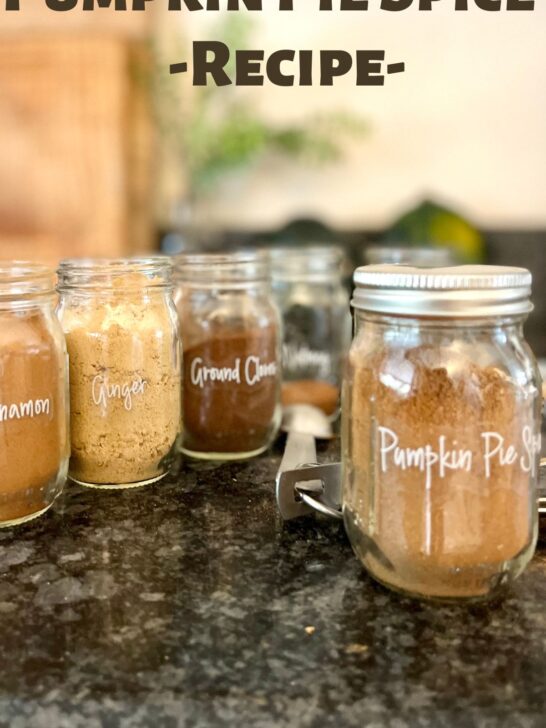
62;276;181;486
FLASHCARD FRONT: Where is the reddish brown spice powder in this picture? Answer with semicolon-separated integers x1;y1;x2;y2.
0;311;67;522
345;344;537;599
183;326;280;456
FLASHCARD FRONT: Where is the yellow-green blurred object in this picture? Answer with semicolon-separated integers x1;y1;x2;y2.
385;200;485;263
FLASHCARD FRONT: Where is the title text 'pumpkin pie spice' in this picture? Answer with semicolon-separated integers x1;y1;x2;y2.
343;265;543;601
57;259;181;488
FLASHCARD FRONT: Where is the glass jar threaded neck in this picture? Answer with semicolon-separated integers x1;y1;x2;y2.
57;257;173;292
0;262;56;305
175;251;270;290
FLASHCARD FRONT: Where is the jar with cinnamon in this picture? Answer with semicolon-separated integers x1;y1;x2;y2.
0;263;69;526
270;246;351;417
343;265;543;601
174;252;281;460
57;258;181;488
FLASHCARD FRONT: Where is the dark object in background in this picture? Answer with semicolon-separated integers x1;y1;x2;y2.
262;218;336;246
486;231;546;359
178;213;546;358
384;199;486;263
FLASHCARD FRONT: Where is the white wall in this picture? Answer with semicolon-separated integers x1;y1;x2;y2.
184;4;546;231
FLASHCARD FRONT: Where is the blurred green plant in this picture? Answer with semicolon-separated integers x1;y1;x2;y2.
151;14;368;195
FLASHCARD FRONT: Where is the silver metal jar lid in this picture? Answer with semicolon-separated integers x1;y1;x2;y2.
352;265;533;318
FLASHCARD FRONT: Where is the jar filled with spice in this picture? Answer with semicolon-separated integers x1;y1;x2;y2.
57;258;181;488
174;251;281;460
343;265;543;601
270;246;351;417
0;263;69;525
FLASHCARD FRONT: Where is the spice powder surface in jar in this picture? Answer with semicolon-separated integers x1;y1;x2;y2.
175;252;281;460
57;258;181;488
0;263;69;525
343;265;543;601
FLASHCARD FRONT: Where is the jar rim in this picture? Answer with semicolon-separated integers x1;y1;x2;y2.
352;264;534;318
0;261;55;299
57;256;173;290
269;245;345;282
175;250;266;265
175;250;270;287
58;256;171;272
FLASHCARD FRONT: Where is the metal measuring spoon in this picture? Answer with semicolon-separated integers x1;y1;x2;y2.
276;404;341;520
275;405;396;572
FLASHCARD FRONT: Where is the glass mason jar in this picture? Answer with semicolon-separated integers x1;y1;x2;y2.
174;251;281;461
270;246;351;417
343;265;543;602
57;258;182;488
0;263;69;526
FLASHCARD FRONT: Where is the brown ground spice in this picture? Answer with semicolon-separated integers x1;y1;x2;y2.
345;343;538;599
281;380;339;416
183;327;280;456
0;311;67;521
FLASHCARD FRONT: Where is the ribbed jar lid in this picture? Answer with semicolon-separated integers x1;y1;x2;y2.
352;265;533;318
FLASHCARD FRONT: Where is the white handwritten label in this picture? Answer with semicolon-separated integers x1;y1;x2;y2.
0;398;51;423
92;374;147;412
190;357;277;390
283;343;332;378
378;424;542;488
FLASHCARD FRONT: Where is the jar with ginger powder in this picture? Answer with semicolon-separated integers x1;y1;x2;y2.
0;264;69;526
343;265;543;602
57;258;181;488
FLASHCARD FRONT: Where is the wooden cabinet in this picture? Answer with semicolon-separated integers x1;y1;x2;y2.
0;26;155;263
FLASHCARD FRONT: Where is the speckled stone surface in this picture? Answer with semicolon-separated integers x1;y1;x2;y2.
0;441;545;728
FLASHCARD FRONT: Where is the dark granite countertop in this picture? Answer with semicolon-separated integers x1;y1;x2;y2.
1;441;546;728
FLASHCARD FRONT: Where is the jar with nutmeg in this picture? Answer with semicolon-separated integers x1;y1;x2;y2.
270;246;351;417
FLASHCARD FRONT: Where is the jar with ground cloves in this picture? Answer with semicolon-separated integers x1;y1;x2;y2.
270;246;351;417
0;263;69;526
174;251;281;461
57;258;181;488
343;265;543;602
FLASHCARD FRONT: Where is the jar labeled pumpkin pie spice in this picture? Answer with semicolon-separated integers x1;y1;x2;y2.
0;264;69;526
57;258;181;488
343;265;543;601
175;252;281;460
